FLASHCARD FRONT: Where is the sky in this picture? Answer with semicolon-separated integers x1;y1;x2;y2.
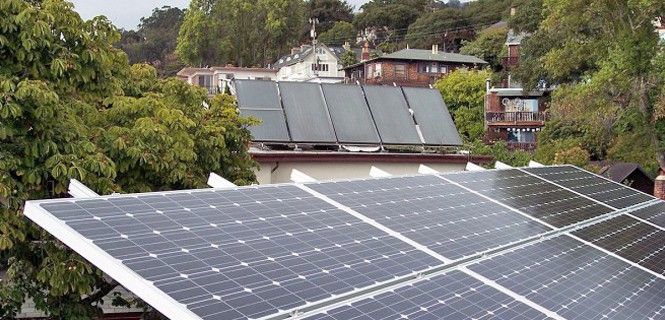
70;0;370;30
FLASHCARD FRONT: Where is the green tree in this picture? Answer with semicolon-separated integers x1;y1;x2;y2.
353;0;430;31
520;0;665;171
116;6;186;76
307;0;354;34
0;1;256;318
460;26;507;71
434;68;490;112
434;69;490;141
319;21;357;46
338;49;359;67
176;0;306;67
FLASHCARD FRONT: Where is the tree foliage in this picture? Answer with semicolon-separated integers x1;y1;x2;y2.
404;0;510;50
319;21;356;46
338;49;358;67
115;6;185;77
176;0;306;67
307;0;354;34
460;25;507;71
520;0;665;173
353;0;430;31
1;0;256;317
434;69;489;142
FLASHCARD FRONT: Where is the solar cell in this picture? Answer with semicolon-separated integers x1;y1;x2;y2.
523;166;654;209
572;215;665;275
469;236;665;320
631;201;665;228
234;80;290;142
29;186;441;320
362;86;422;145
443;170;614;227
320;84;381;144
278;82;337;143
402;87;462;146
302;270;551;320
307;175;552;260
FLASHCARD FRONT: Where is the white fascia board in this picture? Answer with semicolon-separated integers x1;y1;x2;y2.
290;169;318;183
494;161;513;169
369;166;392;178
207;173;237;188
465;162;486;171
417;164;439;174
528;160;545;168
68;179;99;198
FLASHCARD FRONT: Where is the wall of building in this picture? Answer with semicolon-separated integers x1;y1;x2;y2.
277;48;343;81
254;161;466;184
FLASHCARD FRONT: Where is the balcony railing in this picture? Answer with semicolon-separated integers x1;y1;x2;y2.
485;111;548;124
195;85;219;95
507;141;537;151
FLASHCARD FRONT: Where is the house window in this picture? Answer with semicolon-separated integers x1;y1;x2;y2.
394;64;407;78
372;63;382;77
419;62;443;74
311;63;329;72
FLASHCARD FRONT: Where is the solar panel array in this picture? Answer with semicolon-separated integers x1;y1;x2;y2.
24;165;665;320
233;80;462;146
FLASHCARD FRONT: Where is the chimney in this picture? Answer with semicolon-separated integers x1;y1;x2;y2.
510;7;516;16
655;174;665;200
361;42;370;61
432;44;439;54
486;79;491;94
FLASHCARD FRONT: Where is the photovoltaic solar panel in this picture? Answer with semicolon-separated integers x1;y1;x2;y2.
402;87;462;146
444;170;614;227
307;175;552;260
469;236;665;319
572;215;665;275
234;80;290;142
278;82;337;143
362;86;422;145
631;201;665;228
27;186;441;320
523;166;654;209
320;84;381;144
303;270;551;320
24;166;665;320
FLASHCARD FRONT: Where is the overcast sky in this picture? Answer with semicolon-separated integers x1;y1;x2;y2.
70;0;370;30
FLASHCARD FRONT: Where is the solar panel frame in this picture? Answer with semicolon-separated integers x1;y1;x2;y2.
320;83;381;145
277;82;338;144
24;200;202;320
402;87;463;146
26;185;443;320
362;85;422;145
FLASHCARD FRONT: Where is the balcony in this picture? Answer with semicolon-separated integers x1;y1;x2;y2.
485;111;548;126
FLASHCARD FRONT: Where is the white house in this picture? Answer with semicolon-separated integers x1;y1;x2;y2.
177;66;278;94
273;44;347;83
